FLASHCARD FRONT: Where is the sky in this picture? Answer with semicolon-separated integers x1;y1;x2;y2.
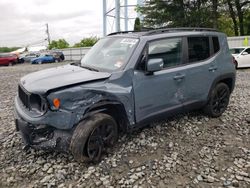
0;0;138;47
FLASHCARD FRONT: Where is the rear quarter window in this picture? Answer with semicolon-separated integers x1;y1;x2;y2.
212;36;220;54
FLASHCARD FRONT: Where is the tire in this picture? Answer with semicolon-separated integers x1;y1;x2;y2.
60;54;65;61
8;62;13;66
70;113;118;162
37;60;42;65
204;83;230;117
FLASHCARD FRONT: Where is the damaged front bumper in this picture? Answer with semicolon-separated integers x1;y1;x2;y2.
15;118;72;152
14;96;74;152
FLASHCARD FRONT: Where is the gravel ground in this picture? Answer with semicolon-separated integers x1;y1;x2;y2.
0;63;249;188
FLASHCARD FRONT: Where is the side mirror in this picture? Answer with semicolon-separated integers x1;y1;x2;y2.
147;58;164;73
242;52;248;55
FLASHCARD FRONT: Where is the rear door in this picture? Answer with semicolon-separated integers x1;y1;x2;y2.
133;37;186;123
181;36;219;108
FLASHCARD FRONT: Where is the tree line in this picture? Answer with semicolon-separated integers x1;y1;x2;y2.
0;47;20;53
136;0;250;36
48;37;99;50
0;37;99;52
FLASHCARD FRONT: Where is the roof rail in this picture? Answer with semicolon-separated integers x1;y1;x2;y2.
107;27;218;36
107;31;138;36
107;27;153;36
143;27;219;36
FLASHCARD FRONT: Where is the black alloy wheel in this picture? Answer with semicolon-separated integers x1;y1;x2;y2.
86;122;116;161
204;83;230;117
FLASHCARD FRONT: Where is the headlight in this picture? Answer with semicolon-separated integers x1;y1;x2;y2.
29;94;48;114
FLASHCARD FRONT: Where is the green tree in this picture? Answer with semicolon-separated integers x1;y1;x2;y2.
137;0;250;36
245;10;250;35
218;14;235;36
73;37;99;47
134;17;141;31
137;0;216;28
48;39;69;49
0;47;19;53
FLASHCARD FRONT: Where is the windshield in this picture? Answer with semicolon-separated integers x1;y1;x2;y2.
81;37;139;72
230;48;245;54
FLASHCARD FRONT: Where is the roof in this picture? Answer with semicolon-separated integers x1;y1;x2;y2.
108;27;220;37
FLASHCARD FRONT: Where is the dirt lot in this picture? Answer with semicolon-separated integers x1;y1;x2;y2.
0;63;249;188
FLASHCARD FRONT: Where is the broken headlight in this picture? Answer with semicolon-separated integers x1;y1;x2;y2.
29;94;48;114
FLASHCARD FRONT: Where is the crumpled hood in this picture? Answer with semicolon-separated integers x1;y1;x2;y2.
20;64;111;94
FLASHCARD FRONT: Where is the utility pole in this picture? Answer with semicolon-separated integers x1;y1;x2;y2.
103;0;107;36
115;0;120;32
45;23;51;45
124;0;128;31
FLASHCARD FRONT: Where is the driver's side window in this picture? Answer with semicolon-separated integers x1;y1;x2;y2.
148;38;182;69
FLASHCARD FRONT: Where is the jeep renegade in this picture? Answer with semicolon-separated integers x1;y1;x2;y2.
14;28;236;162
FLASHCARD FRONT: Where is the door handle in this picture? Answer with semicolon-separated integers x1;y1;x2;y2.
209;66;218;71
173;74;185;80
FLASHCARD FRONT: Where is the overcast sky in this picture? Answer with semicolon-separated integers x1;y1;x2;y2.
0;0;137;47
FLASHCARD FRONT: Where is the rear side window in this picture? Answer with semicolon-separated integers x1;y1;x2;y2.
148;38;182;68
188;37;210;63
212;37;220;54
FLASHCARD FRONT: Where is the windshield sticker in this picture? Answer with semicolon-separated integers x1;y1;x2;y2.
114;61;123;68
120;39;138;46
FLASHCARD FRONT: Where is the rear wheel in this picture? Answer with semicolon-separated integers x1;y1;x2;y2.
8;62;13;66
204;83;230;117
70;113;118;162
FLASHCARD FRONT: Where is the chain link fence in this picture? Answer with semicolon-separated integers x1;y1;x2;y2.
55;47;91;61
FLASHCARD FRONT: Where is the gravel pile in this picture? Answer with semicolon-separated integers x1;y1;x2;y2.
0;63;249;188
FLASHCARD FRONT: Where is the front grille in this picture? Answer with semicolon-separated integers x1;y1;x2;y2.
18;85;30;109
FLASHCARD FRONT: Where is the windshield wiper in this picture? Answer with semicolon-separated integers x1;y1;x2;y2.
80;65;99;72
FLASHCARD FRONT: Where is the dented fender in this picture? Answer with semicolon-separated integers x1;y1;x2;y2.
46;77;135;129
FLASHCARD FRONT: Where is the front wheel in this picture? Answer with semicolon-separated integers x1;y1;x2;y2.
70;113;118;162
204;83;230;117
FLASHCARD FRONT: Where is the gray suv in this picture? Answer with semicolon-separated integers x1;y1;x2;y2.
14;28;236;162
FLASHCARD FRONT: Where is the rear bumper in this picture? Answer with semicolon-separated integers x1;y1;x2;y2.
15;117;72;152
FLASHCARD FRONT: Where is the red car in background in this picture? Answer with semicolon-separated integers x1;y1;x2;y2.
0;53;18;66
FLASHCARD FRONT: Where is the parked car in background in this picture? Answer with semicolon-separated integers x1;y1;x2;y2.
230;47;250;68
50;51;65;62
20;52;40;63
0;53;18;66
31;54;55;64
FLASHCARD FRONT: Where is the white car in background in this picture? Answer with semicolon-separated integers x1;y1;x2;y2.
230;47;250;68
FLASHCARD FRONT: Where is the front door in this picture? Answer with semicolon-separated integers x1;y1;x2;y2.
133;37;185;123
